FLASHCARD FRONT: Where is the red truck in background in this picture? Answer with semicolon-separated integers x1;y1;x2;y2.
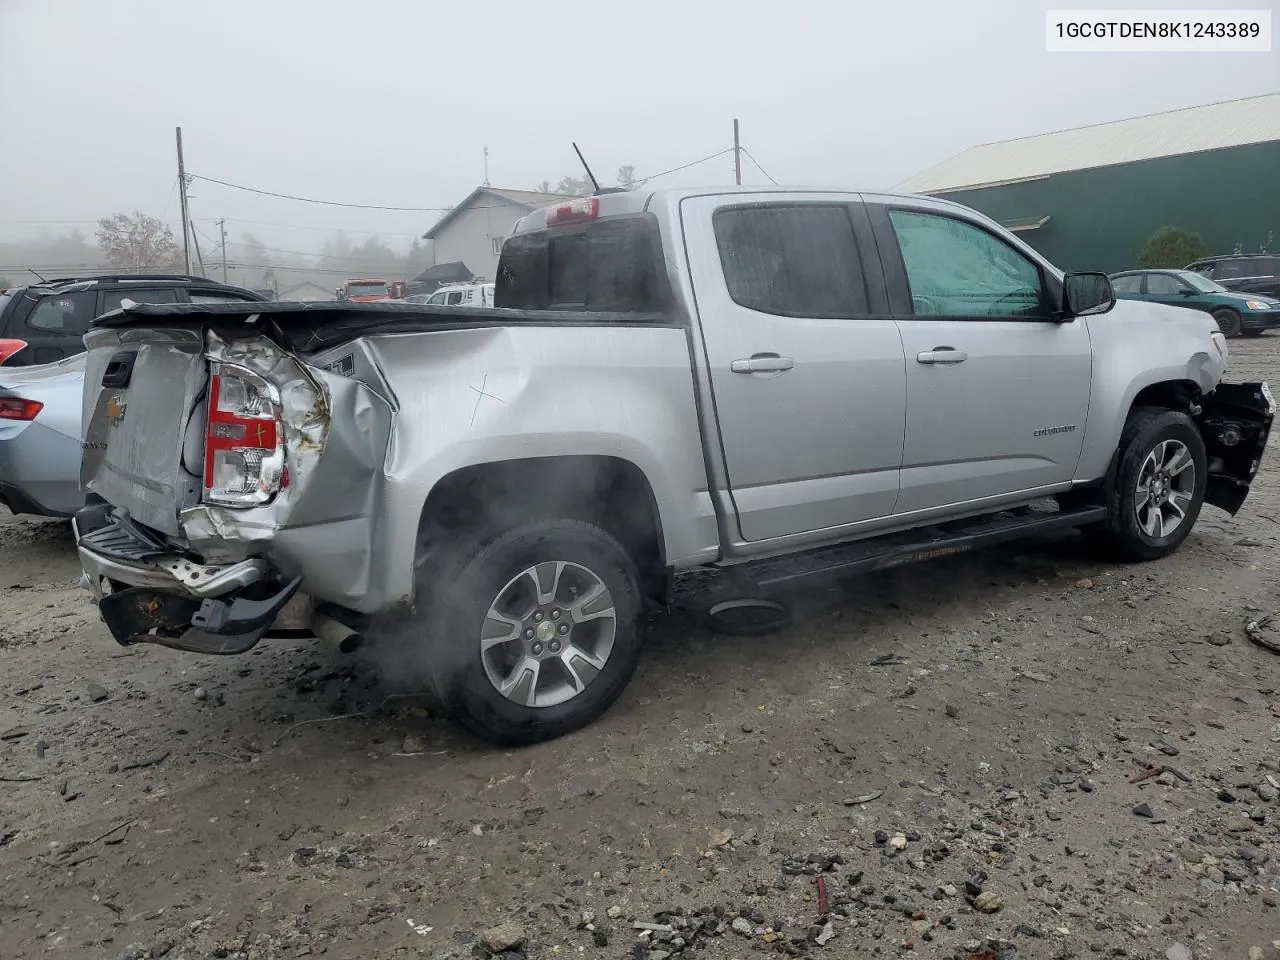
336;278;409;301
339;278;390;302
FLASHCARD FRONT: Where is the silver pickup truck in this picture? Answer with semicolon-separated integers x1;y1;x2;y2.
73;187;1274;745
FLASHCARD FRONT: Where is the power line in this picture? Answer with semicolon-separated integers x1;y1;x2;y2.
639;148;736;185
191;216;424;238
189;174;461;212
741;147;778;185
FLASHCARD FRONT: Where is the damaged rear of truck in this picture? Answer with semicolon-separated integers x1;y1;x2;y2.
74;285;711;744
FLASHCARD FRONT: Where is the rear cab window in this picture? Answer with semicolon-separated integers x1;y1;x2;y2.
496;214;671;315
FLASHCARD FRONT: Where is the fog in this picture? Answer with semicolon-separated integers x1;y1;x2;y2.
1;0;1274;288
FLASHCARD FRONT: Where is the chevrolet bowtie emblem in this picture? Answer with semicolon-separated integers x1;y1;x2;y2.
104;395;127;425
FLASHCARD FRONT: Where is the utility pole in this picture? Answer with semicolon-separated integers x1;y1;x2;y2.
733;118;742;186
176;126;191;274
483;146;490;187
218;218;228;283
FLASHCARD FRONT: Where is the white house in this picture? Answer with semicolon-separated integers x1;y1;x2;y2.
421;186;576;281
278;280;335;302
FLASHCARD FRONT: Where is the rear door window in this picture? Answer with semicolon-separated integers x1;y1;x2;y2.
26;291;98;333
1111;275;1143;294
1145;273;1182;296
713;204;870;316
99;287;182;314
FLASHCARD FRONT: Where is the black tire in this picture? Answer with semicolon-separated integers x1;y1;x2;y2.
418;519;644;746
1212;308;1243;338
1085;407;1207;562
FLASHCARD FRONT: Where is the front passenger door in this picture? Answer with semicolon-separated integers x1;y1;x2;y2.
872;204;1093;515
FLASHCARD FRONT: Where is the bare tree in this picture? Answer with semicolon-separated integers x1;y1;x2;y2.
539;165;639;196
95;212;182;273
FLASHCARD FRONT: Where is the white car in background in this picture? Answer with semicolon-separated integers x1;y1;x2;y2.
406;282;495;308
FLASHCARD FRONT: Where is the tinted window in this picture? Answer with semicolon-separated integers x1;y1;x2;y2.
188;290;260;304
99;287;181;314
496;215;668;313
27;291;98;333
1214;259;1250;280
712;205;868;317
1111;275;1143;294
888;209;1047;318
445;290;464;305
1145;273;1183;295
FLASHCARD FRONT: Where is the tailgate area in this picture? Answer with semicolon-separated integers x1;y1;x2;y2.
80;328;209;536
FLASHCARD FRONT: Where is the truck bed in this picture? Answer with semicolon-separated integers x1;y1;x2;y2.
92;300;675;354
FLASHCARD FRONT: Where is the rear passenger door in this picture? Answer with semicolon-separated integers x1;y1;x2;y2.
681;195;907;543
868;202;1092;514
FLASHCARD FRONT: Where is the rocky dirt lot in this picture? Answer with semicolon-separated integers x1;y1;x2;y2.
3;340;1280;960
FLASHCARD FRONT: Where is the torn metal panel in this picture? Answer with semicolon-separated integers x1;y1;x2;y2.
1199;380;1275;515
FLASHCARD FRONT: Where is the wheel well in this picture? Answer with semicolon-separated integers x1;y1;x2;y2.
1130;380;1202;416
417;456;668;602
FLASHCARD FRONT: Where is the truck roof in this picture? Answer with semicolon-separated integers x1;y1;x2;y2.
509;185;947;235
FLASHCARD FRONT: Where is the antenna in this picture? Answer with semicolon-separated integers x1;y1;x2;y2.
571;142;601;194
483;145;490;187
26;267;47;282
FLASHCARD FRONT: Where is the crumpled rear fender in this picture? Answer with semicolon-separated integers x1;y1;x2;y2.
178;332;394;609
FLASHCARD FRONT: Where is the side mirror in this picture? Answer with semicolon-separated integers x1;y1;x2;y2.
1063;271;1115;318
1179;287;1196;296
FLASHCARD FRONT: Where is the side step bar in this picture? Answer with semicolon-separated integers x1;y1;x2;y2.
738;505;1107;593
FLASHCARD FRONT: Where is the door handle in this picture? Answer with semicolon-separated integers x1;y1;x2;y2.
730;353;795;374
916;347;968;365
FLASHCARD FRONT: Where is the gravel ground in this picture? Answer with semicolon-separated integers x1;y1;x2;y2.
3;337;1280;960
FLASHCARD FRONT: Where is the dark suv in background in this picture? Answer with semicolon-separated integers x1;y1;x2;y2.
1186;255;1280;299
0;274;265;365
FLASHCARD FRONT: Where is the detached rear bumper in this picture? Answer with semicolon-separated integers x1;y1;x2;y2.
73;502;301;654
1199;381;1275;515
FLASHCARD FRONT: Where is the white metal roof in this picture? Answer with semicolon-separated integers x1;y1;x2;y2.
896;92;1280;195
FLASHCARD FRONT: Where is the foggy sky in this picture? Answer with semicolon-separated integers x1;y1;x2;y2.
1;0;1275;252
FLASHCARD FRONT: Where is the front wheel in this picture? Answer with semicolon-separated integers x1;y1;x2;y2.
419;519;644;746
1085;407;1207;562
1212;308;1243;338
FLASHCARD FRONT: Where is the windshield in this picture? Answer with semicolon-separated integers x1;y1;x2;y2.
1177;271;1227;293
347;283;386;297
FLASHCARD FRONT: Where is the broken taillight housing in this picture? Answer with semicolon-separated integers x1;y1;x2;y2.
203;362;286;507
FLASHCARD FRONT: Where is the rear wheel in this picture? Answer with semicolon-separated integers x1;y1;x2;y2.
418;519;644;745
1084;407;1207;562
1212;308;1243;338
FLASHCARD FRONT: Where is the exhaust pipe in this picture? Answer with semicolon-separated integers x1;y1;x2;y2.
311;613;365;654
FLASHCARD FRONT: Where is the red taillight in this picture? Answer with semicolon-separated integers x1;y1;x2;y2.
203;363;286;507
546;197;598;226
0;339;28;364
0;397;42;421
